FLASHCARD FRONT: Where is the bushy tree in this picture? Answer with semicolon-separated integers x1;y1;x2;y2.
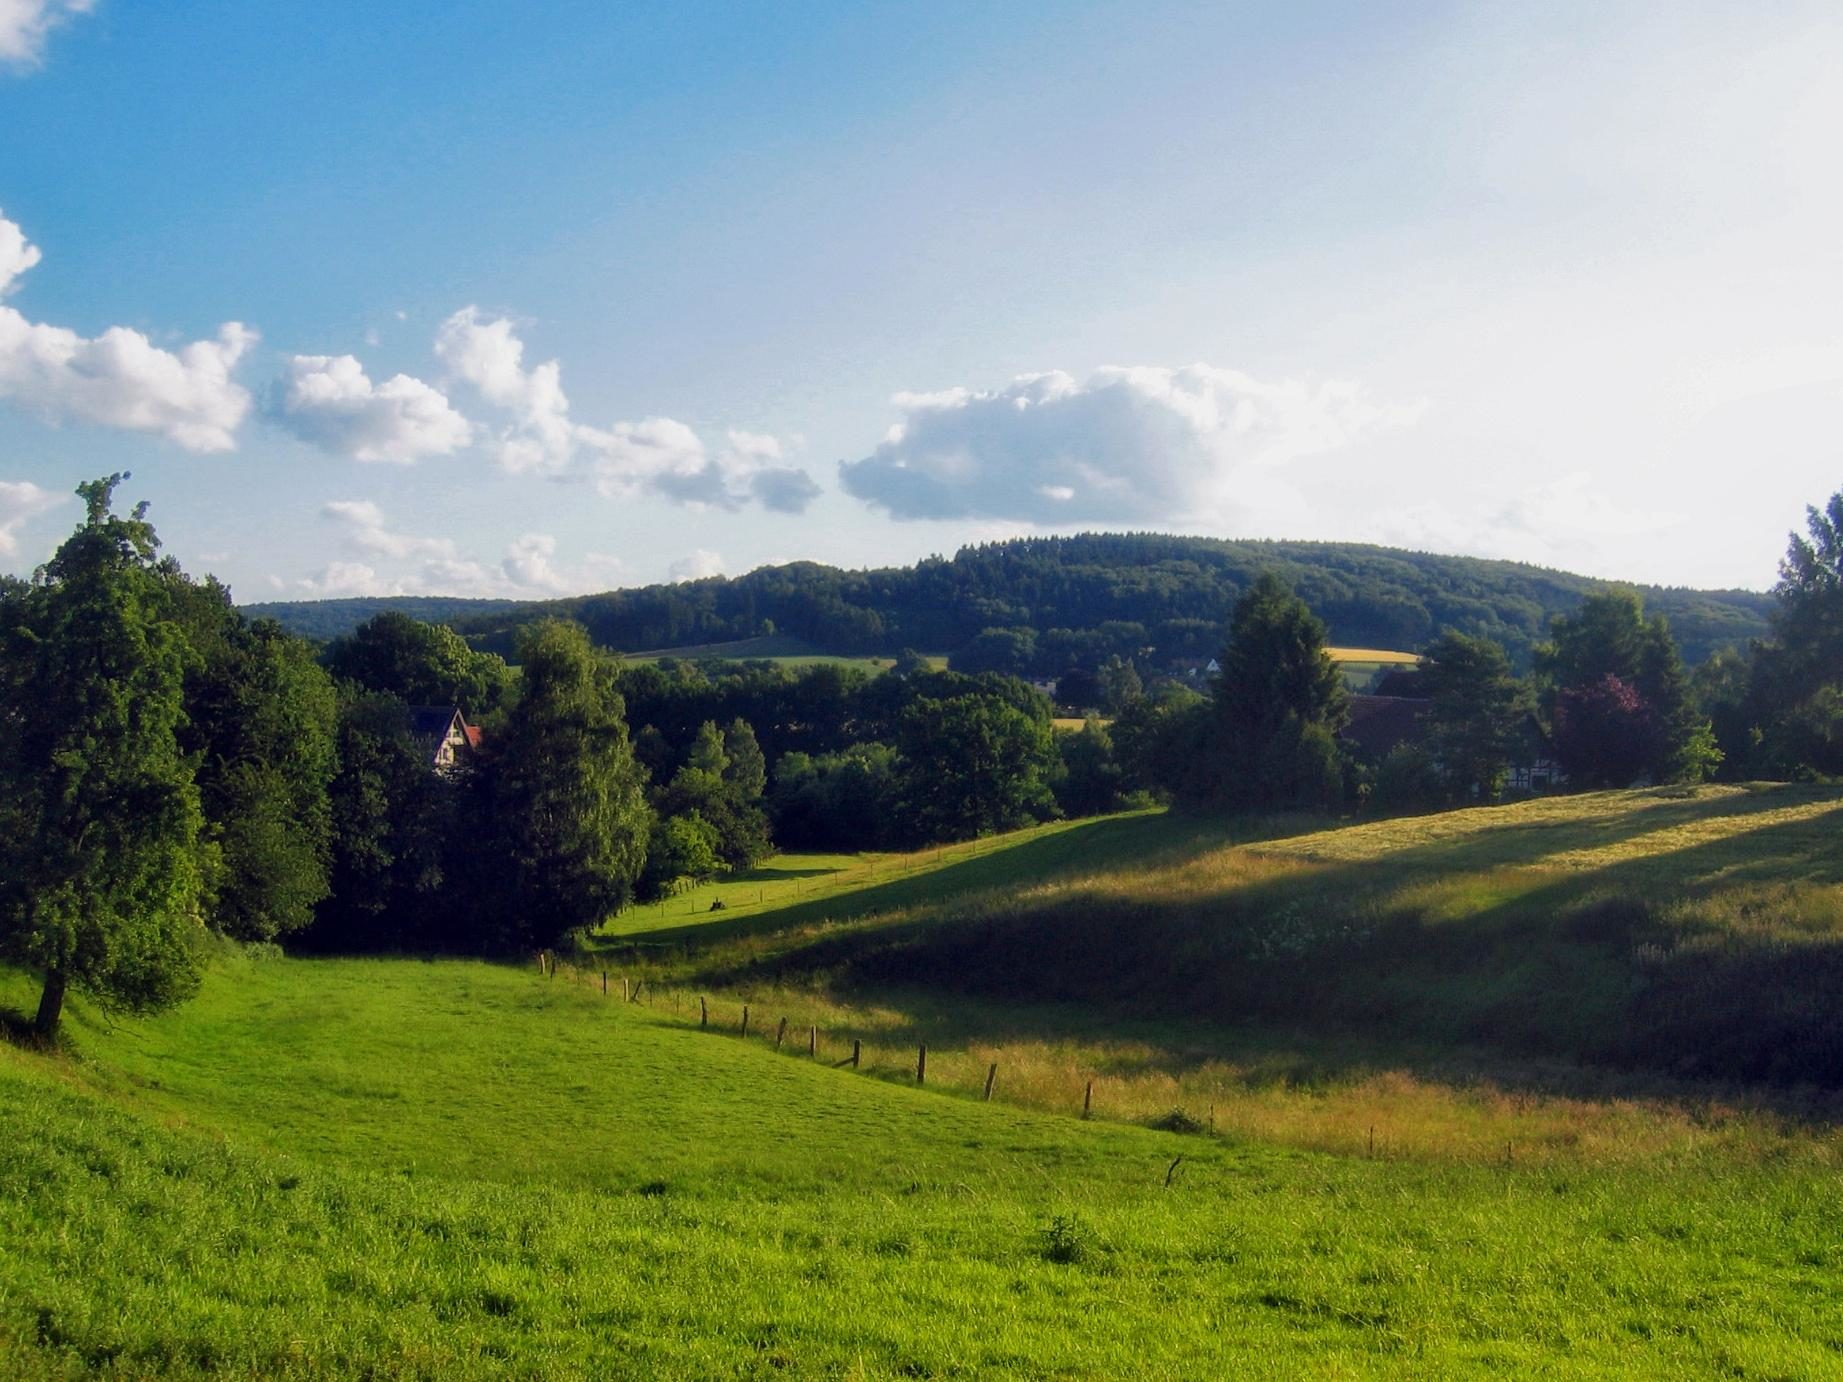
653;719;772;868
949;626;1037;677
769;743;902;851
486;621;651;949
895;693;1058;842
303;690;473;953
1096;655;1143;715
1536;591;1717;784
1053;717;1128;817
169;580;338;941
0;477;205;1036
1552;673;1655;788
1205;573;1349;809
324;610;513;715
1419;632;1527;801
638;812;722;898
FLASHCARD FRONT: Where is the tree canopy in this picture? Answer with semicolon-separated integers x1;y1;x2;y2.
0;477;206;1036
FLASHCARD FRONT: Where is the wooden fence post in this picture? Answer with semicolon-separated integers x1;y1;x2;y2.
775;1017;788;1050
983;1063;998;1101
808;1025;817;1057
916;1044;927;1085
622;976;630;1002
1082;1080;1093;1119
851;1039;861;1068
741;1005;750;1039
601;970;607;996
699;995;708;1029
630;981;643;1004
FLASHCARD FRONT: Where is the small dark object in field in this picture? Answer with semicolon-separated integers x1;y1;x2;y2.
1040;1213;1090;1265
709;899;726;911
1149;1108;1206;1135
636;1180;670;1197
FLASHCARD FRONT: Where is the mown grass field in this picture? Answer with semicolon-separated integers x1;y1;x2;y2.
8;787;1843;1375
615;633;948;674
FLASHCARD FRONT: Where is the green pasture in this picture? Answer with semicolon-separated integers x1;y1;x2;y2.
6;952;1843;1377
597;809;1192;943
614;633;948;674
9;787;1843;1374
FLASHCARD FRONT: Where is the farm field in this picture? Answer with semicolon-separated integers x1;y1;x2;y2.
7;788;1843;1374
615;633;947;674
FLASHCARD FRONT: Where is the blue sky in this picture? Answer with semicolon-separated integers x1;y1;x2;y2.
1;1;1839;601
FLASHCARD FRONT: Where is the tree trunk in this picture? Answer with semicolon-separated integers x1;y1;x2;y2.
34;967;67;1038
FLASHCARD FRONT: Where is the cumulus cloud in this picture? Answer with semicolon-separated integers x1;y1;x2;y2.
271;354;473;463
0;211;256;452
841;364;1425;525
434;306;579;474
669;549;724;582
435;306;819;510
307;501;624;598
0;0;93;69
0;477;62;556
321;499;461;562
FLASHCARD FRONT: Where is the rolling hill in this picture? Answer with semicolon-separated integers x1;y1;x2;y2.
6;788;1843;1374
242;533;1772;668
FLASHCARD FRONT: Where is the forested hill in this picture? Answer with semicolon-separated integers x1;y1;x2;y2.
248;535;1773;669
239;596;524;642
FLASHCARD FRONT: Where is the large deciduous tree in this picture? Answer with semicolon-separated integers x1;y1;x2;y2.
1207;573;1349;809
1535;591;1718;785
0;477;205;1037
895;692;1058;842
1419;631;1527;801
323;610;514;715
169;578;338;942
486;620;650;949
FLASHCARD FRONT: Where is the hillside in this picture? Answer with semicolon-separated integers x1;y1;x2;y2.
9;790;1843;1373
237;595;524;642
3;943;1838;1374
245;534;1772;666
607;784;1843;1091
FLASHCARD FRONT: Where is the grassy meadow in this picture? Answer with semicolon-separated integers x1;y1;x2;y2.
8;787;1843;1374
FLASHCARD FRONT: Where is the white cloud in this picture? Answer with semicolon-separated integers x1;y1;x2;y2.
435;305;820;510
434;306;576;474
0;214;41;292
0;0;93;69
308;502;625;598
321;498;459;561
0;477;62;555
0;211;256;452
668;549;724;582
271;353;473;463
841;364;1425;525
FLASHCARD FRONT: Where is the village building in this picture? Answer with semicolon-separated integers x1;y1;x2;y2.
405;705;483;773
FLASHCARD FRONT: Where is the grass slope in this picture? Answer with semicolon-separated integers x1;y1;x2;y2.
684;785;1843;1087
6;955;1843;1376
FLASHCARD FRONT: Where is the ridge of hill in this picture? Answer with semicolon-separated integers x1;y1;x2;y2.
237;595;524;642
242;534;1771;667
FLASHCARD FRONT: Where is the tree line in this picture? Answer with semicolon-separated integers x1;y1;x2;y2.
253;532;1770;673
9;476;1843;1040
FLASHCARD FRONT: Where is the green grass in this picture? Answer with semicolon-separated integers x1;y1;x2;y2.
7;954;1843;1376
11;787;1843;1374
614;633;948;674
597;810;1192;943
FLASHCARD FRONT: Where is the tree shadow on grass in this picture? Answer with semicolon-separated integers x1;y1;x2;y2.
668;787;1843;1096
598;811;1242;952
